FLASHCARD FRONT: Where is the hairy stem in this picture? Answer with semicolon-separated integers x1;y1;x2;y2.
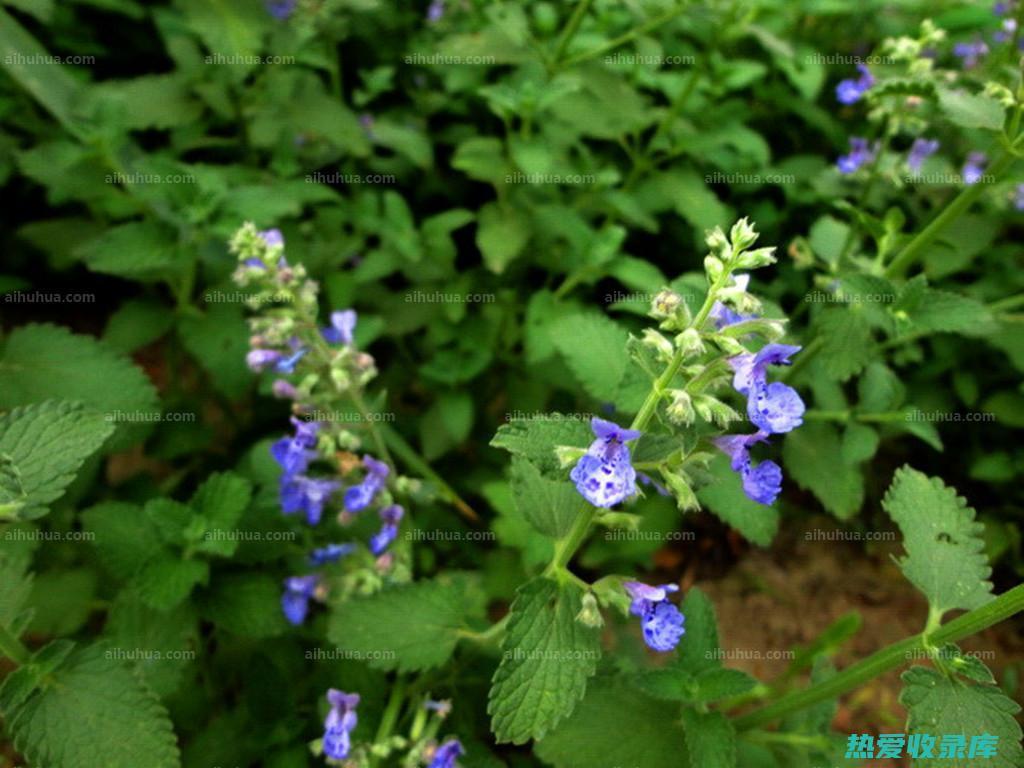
733;584;1024;730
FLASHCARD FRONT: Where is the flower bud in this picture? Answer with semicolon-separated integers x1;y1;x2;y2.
674;328;704;358
662;472;700;512
693;394;741;428
704;256;724;283
651;289;682;319
729;218;759;252
666;389;695;426
575;592;605;628
705;226;728;255
641;328;674;361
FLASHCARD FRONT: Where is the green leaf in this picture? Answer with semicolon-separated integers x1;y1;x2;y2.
0;526;35;629
135;557;209;611
328;574;484;672
808;215;850;267
697;454;779;546
551;312;629;403
0;324;158;449
682;709;736;768
903;288;996;338
199;572;289;639
476;202;531;273
177;304;252;398
26;569;96;636
0;401;114;519
188;471;253;557
535;677;686;768
103;299;175;354
900;666;1023;768
0;642;181;768
82;501;165;580
812;309;875;381
73;221;179;279
509;456;585;538
936;86;1005;131
882;466;993;616
490;415;592;477
783;422;864;520
488;576;601;744
451;137;509;184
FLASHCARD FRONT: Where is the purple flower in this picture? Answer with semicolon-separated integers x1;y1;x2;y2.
426;0;445;23
272;379;299;399
835;64;874;105
281;575;318;625
954;40;989;68
995;1;1015;14
728;344;804;434
1015;184;1024;211
837;137;878;174
281;475;340;524
963;152;987;185
271;418;320;476
623;581;686;652
344;456;390;512
323;689;359;760
322;309;357;345
638;472;670;497
259;228;285;248
713;431;783;505
906;138;939;173
370;504;404;555
994;17;1018;42
309;543;357;566
275;346;307;374
247;349;282;371
569;417;641;508
709;274;757;329
265;0;297;19
429;739;464;768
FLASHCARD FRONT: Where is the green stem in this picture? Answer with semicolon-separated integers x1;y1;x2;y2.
552;0;595;64
0;624;31;666
988;291;1024;313
369;676;406;766
559;4;690;69
733;584;1024;730
885;148;1017;278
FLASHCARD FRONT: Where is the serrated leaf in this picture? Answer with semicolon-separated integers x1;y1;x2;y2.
328;574;484;672
783;422;864;520
189;471;253;557
82;501;165;580
0;401;114;519
882;466;993;616
0;324;158;449
136;557;209;610
813;309;875;382
490;416;593;476
697;454;779;546
509;456;585;538
200;572;289;639
0;642;181;768
476;202;530;273
682;709;736;768
535;677;686;768
900;666;1023;768
936;87;1005;131
177;304;252;399
904;288;996;338
551;313;630;403
488;576;600;744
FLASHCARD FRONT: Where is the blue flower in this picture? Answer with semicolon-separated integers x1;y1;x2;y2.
281;575;318;625
322;309;357;345
272;379;299;399
247;349;282;371
963;152;987;185
370;504;404;555
993;17;1018;42
623;581;686;652
729;344;804;434
837;137;877;174
259;228;285;248
954;39;989;68
271;418;320;476
426;0;445;23
713;432;783;505
323;689;359;760
906;138;939;173
570;417;641;508
309;543;357;566
281;475;340;525
275;346;307;374
429;739;464;768
709;274;757;329
344;456;390;512
835;64;874;104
